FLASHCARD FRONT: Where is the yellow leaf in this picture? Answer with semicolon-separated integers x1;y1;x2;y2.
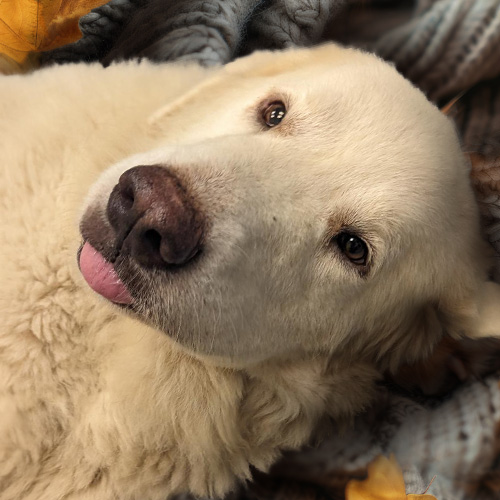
0;0;108;63
346;455;438;500
407;496;439;500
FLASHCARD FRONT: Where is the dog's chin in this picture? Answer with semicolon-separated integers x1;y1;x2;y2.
76;239;201;355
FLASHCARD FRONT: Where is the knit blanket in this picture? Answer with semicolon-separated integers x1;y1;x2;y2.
42;1;500;498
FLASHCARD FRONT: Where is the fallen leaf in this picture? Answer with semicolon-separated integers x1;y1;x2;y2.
440;91;466;115
345;455;437;500
0;0;108;63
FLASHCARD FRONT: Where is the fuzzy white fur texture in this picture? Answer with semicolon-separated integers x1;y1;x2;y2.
1;44;499;500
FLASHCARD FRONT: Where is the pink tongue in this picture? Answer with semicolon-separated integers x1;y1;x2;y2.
79;242;133;305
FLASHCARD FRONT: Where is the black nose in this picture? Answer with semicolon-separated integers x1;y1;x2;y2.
107;165;203;268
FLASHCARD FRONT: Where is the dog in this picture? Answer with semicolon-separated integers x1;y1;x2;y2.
1;44;499;500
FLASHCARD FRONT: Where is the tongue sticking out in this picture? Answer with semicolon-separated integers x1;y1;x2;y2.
79;242;134;305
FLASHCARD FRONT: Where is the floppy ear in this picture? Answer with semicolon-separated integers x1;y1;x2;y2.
389;262;500;371
148;44;355;128
388;334;500;396
148;67;226;128
466;280;500;339
464;152;500;337
437;274;500;341
439;102;500;338
147;49;291;127
388;283;500;395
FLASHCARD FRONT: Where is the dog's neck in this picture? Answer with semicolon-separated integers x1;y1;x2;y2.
71;315;378;498
4;267;378;499
12;280;377;499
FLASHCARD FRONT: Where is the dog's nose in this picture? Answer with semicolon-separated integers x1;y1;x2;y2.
107;165;203;268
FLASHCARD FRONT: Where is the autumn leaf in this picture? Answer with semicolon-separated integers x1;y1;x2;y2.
440;91;467;115
345;455;438;500
0;0;108;63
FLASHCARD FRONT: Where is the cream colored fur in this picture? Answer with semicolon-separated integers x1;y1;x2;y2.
0;45;499;500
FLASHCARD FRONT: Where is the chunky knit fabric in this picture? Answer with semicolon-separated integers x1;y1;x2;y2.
42;0;347;65
360;0;500;157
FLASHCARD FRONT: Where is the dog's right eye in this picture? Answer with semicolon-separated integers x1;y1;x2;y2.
262;102;287;127
336;232;368;266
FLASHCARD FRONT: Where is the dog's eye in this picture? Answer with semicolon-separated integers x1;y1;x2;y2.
336;233;368;265
262;102;286;127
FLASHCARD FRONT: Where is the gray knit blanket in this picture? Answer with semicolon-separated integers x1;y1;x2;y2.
43;1;500;498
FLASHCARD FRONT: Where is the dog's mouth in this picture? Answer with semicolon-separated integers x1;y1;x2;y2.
78;241;134;305
78;164;206;307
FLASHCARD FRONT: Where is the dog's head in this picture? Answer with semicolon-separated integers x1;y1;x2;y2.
79;44;500;368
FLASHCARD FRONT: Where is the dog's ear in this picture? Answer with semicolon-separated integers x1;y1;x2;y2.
148;44;355;128
462;280;500;339
148;67;226;128
430;273;500;342
147;50;288;127
391;278;500;367
388;335;500;396
384;280;500;390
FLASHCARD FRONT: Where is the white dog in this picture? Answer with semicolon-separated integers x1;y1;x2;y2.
1;44;499;500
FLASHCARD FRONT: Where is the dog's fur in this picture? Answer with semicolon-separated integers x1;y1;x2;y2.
1;44;500;500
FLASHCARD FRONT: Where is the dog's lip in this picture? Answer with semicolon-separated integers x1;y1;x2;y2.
78;241;134;305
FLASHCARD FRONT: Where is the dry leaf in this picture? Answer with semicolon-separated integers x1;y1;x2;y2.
345;455;437;500
0;0;108;63
440;91;466;115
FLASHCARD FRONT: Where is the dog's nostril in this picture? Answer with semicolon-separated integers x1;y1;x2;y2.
108;165;204;270
120;184;135;210
144;229;161;253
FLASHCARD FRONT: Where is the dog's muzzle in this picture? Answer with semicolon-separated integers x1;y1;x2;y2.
79;165;204;305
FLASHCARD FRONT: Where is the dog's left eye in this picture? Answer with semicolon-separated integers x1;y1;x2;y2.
336;233;368;265
262;102;287;127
